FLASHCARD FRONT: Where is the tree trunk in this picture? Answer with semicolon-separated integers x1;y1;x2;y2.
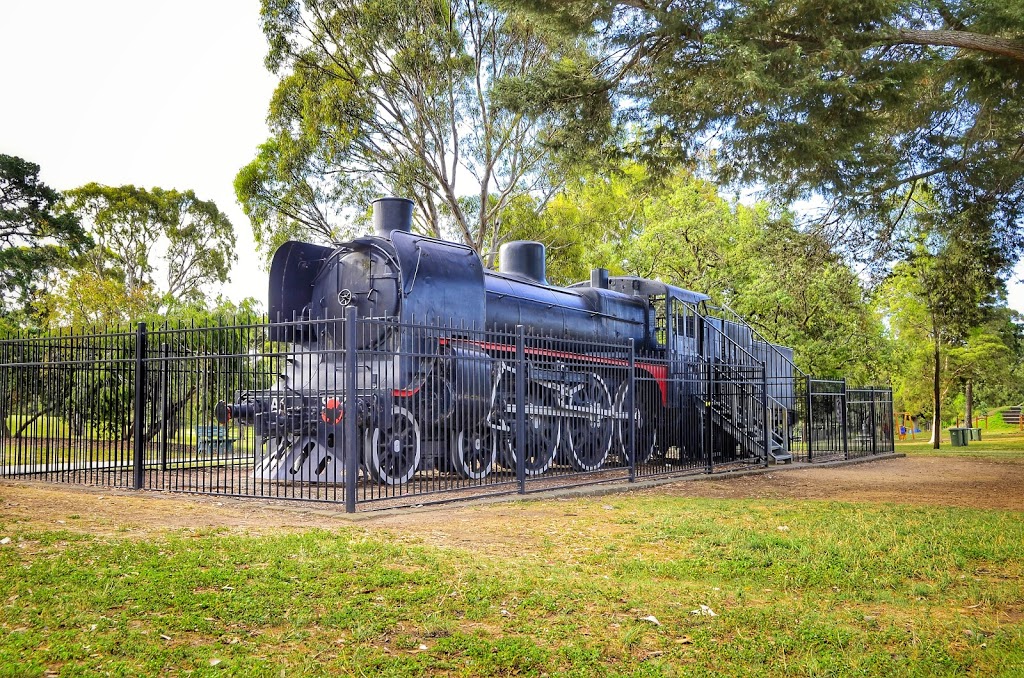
932;340;941;450
964;380;973;429
14;402;59;438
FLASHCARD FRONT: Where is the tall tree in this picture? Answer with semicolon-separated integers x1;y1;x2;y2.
53;184;235;324
0;154;90;327
504;164;888;378
879;219;1005;447
501;0;1024;259
238;0;598;260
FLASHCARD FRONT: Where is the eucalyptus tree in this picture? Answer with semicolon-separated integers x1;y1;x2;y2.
503;163;888;379
0;154;90;328
57;184;235;324
879;220;1006;447
238;0;593;261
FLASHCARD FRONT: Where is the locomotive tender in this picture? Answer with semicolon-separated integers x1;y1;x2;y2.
218;197;795;485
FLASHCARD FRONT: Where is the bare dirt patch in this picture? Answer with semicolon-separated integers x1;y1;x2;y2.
0;456;1021;547
641;456;1024;511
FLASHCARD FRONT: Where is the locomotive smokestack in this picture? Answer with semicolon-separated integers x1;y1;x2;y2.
590;268;610;289
499;241;547;284
372;197;414;238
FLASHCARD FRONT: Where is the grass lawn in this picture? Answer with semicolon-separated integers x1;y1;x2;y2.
896;425;1024;462
1;492;1022;676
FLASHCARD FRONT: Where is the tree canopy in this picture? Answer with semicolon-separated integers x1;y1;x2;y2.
49;184;236;326
238;0;598;260
502;0;1024;259
503;164;888;379
0;154;90;326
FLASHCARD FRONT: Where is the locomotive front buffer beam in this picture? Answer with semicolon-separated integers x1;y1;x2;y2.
216;391;377;485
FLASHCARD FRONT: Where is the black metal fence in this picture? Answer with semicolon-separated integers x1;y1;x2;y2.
0;315;894;511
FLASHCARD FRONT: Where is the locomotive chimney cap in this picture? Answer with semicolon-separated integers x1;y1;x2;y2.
498;241;547;284
372;197;414;238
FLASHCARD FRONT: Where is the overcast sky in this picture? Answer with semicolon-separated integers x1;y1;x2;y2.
0;0;273;303
2;0;1022;314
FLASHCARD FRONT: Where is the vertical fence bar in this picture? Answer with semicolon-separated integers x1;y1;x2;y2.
132;322;147;490
761;365;770;467
159;342;169;471
806;375;813;463
627;338;636;482
869;387;877;456
345;306;359;513
840;378;849;461
515;325;526;494
704;361;713;474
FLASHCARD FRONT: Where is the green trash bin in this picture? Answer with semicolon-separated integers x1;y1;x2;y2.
969;428;982;441
948;428;969;447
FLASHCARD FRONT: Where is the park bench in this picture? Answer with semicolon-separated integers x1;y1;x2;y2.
195;426;237;457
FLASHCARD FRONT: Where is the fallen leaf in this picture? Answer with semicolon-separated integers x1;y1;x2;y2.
675;636;693;644
210;659;222;667
0;538;10;545
160;634;172;641
640;615;661;626
776;525;790;532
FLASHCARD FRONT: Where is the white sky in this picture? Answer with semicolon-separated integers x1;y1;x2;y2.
2;0;1023;314
0;0;274;304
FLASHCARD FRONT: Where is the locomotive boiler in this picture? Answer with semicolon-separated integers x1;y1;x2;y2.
218;197;795;485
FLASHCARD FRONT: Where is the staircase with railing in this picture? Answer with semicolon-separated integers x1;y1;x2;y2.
698;303;802;465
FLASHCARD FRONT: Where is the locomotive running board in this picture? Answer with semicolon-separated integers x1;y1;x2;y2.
504;403;627;420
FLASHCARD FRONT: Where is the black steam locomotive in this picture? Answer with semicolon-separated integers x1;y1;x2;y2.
219;198;794;485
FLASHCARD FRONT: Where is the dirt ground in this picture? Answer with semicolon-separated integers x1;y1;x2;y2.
1;456;1022;547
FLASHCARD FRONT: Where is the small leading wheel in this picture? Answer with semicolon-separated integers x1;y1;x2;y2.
615;380;658;465
498;383;560;476
449;427;496;480
364;406;422;485
565;374;614;471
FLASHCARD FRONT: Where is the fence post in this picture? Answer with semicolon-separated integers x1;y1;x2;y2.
515;325;526;494
344;306;359;514
762;365;770;468
132;322;147;490
840;378;849;461
627;339;636;482
805;375;813;463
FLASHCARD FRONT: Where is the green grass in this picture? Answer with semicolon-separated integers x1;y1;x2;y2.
896;426;1024;461
3;415;259;466
5;415;257;445
1;497;1023;676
